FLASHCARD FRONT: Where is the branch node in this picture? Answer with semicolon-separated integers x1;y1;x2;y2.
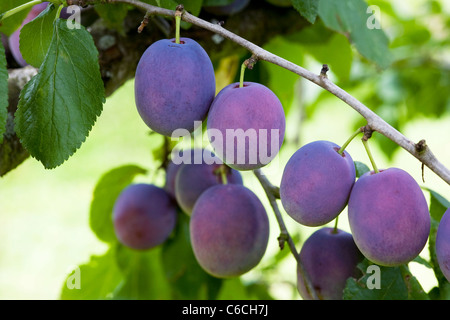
320;64;329;78
175;4;184;17
244;55;258;70
277;232;288;250
362;125;374;141
415;139;427;155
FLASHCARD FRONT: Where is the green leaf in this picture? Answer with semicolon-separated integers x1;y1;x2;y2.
161;213;223;299
90;165;147;244
114;245;171;299
0;40;8;144
15;19;105;169
291;0;319;24
94;3;129;34
60;246;123;300
399;265;429;300
141;0;177;10
423;187;450;222
343;259;409;300
19;4;57;68
0;0;31;36
203;0;235;6
318;0;392;69
354;161;370;178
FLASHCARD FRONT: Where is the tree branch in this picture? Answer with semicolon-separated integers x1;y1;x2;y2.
100;0;450;186
253;168;318;300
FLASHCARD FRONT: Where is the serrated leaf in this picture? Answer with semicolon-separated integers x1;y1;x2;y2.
15;19;105;169
343;259;408;300
60;246;123;300
19;4;57;68
318;0;392;69
0;40;8;143
90;165;147;244
0;0;31;36
291;0;319;24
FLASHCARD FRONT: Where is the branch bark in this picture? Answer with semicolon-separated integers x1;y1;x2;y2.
253;168;318;300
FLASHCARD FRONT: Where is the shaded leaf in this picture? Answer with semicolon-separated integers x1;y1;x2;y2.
291;0;319;24
343;259;408;300
318;0;392;69
90;165;147;244
19;4;57;68
161;213;222;299
114;244;171;299
60;246;123;300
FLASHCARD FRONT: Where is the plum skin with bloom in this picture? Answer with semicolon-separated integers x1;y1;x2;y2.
175;162;243;215
348;168;430;266
190;184;269;278
134;37;215;136
436;208;450;282
280;140;356;227
207;82;285;171
113;184;177;250
297;227;363;300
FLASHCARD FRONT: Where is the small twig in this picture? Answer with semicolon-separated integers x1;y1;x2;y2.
137;12;150;33
253;169;318;300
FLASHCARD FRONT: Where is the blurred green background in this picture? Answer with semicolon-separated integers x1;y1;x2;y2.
0;0;449;299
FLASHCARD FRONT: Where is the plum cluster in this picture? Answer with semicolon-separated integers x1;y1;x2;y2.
113;147;271;279
114;5;447;300
280;140;433;299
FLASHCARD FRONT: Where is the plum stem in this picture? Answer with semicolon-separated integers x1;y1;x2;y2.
239;62;246;88
219;165;228;185
174;5;184;44
253;168;319;300
0;0;43;22
362;139;379;174
338;127;364;155
332;216;339;233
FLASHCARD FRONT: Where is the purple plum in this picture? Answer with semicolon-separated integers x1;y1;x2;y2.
280;140;356;227
207;82;286;171
348;168;430;266
113;183;177;250
190;184;270;278
297;227;363;300
134;37;216;136
436;208;450;282
175;160;243;215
